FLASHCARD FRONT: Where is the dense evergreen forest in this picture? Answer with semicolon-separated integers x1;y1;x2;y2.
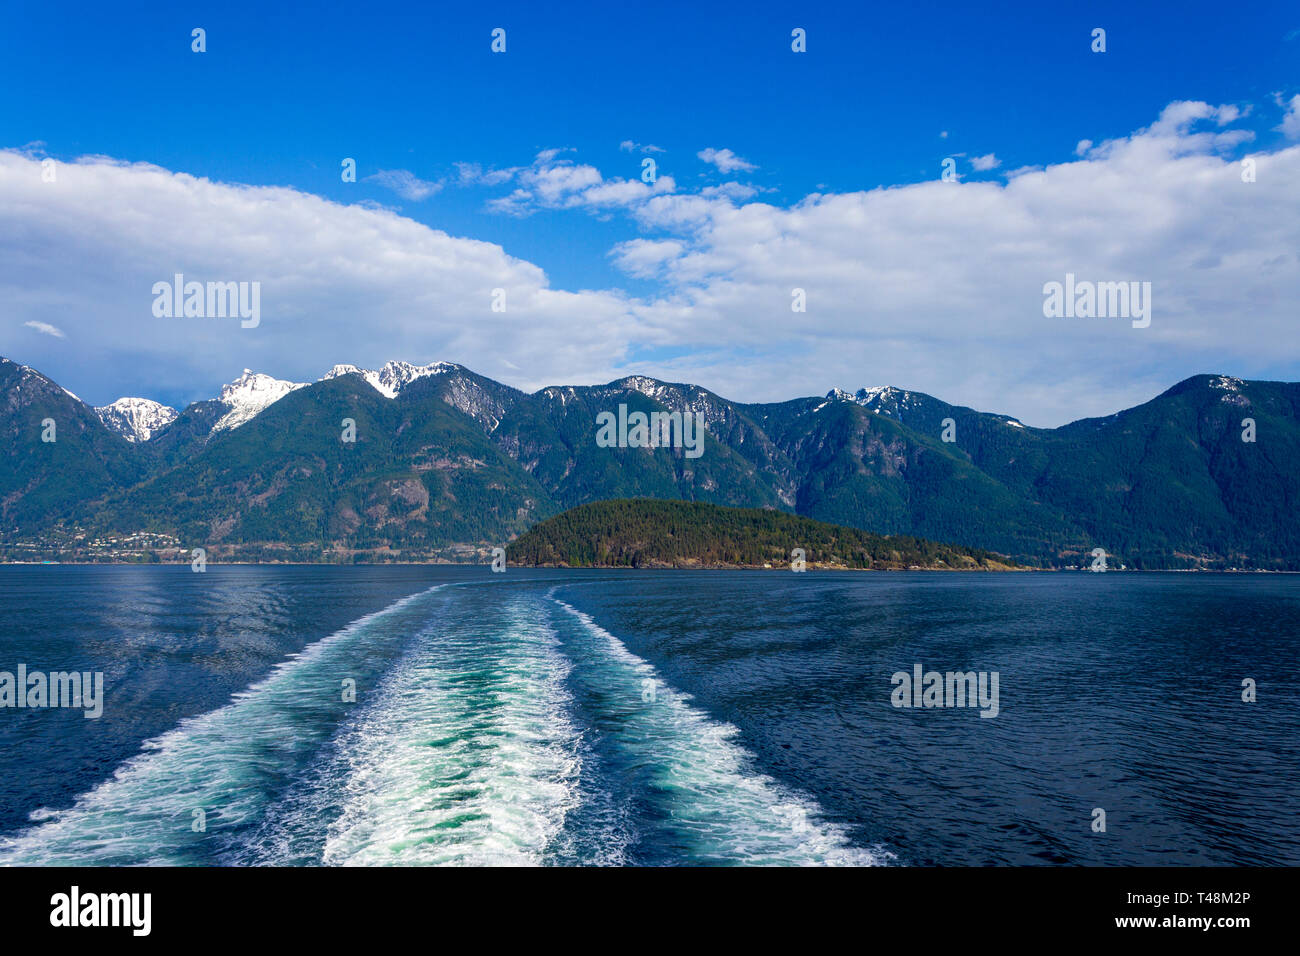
507;499;1019;570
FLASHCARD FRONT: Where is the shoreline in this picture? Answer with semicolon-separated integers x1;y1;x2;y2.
0;561;1294;573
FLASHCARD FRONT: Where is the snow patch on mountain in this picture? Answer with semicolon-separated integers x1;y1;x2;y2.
1211;376;1249;406
618;375;670;400
321;360;514;431
827;385;913;416
211;370;307;433
607;377;731;429
322;360;452;398
322;363;390;397
4;360;82;403
540;385;576;406
827;385;903;403
854;385;900;405
1210;375;1245;392
95;398;179;442
377;360;453;395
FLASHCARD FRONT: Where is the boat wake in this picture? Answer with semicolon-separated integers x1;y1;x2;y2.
0;584;887;866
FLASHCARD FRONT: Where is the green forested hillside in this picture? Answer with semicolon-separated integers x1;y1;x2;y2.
83;374;556;554
507;499;1018;569
0;358;145;527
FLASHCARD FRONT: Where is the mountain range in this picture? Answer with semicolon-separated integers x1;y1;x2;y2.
2;355;1297;568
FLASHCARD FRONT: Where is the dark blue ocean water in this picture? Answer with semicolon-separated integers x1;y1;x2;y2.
0;566;1295;865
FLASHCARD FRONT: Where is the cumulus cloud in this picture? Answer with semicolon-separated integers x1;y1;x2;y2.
609;101;1299;423
697;148;757;174
0;152;640;404
1279;94;1300;139
485;150;674;216
970;153;1001;171
609;239;687;279
364;169;443;201
1078;101;1255;160
619;140;664;154
2;99;1296;427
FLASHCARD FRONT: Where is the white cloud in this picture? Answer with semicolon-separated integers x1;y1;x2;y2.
2;99;1296;428
1215;104;1244;125
970;153;1001;171
1279;94;1300;140
454;162;518;186
528;162;604;203
609;239;686;279
24;320;65;338
0;152;640;404
1078;101;1255;160
699;182;759;201
619;140;664;154
697;148;757;174
484;150;674;216
613;101;1299;424
364;169;443;201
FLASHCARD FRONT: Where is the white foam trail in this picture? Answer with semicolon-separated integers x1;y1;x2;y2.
556;600;890;866
317;599;582;866
0;586;444;866
1;582;888;867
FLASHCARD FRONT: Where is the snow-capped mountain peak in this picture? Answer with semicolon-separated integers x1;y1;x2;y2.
827;383;1026;429
94;397;179;442
853;385;902;404
323;363;364;378
321;360;453;398
378;360;454;395
827;385;908;409
824;384;928;422
211;370;307;433
322;363;391;396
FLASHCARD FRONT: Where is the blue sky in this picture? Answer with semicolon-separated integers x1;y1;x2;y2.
2;0;1298;423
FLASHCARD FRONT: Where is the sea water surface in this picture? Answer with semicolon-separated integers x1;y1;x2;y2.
0;566;1295;866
